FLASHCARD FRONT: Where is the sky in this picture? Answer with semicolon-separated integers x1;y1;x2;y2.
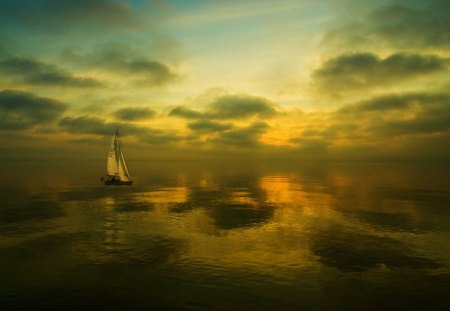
0;0;449;160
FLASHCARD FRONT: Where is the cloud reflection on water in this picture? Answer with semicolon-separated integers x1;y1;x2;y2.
1;162;450;310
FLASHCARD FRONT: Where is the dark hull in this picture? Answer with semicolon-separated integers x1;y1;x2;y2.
104;179;133;186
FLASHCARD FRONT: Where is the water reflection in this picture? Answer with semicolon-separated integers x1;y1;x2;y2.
1;161;450;310
311;226;439;272
352;210;429;232
168;184;275;230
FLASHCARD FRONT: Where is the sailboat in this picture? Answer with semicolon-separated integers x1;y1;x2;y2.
102;129;133;185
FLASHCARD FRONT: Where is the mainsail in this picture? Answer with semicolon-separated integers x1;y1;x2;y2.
106;129;131;182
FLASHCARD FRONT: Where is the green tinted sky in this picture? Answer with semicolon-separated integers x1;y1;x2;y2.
0;0;449;160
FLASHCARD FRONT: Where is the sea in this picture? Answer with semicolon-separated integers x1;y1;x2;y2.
1;160;449;310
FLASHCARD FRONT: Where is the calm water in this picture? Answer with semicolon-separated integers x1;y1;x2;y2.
1;160;450;310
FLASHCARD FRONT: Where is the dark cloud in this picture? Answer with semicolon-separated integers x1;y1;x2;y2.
187;120;233;133
312;52;447;96
372;110;450;136
169;94;279;120
208;95;278;119
58;115;182;145
59;116;117;136
131;60;174;79
338;93;450;114
64;43;179;87
124;60;178;87
0;0;147;34
0;90;67;130
58;116;147;136
324;0;450;50
211;122;269;148
370;0;450;48
338;94;411;114
169;106;204;119
113;107;156;121
338;93;450;136
0;56;103;88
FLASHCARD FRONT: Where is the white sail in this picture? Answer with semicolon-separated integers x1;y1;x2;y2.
106;130;132;181
118;150;131;181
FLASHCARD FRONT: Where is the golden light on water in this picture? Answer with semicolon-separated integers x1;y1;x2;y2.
138;187;190;205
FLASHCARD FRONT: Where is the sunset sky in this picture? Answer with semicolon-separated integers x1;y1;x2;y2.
1;0;449;160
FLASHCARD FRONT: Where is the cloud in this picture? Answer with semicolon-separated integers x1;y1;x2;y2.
210;122;269;147
58;115;182;145
64;43;179;87
0;89;67;130
282;91;450;160
58;116;146;136
120;60;178;86
187;120;233;133
339;93;449;114
371;110;450;137
337;92;450;136
0;56;103;88
169;94;279;120
370;0;450;49
113;107;156;121
169;106;204;119
0;0;147;34
208;95;279;119
338;94;412;114
323;0;450;50
311;52;447;96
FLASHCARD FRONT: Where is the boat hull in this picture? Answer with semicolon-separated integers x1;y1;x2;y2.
104;179;133;186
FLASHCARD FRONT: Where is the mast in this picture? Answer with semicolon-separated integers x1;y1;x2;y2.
114;128;121;177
